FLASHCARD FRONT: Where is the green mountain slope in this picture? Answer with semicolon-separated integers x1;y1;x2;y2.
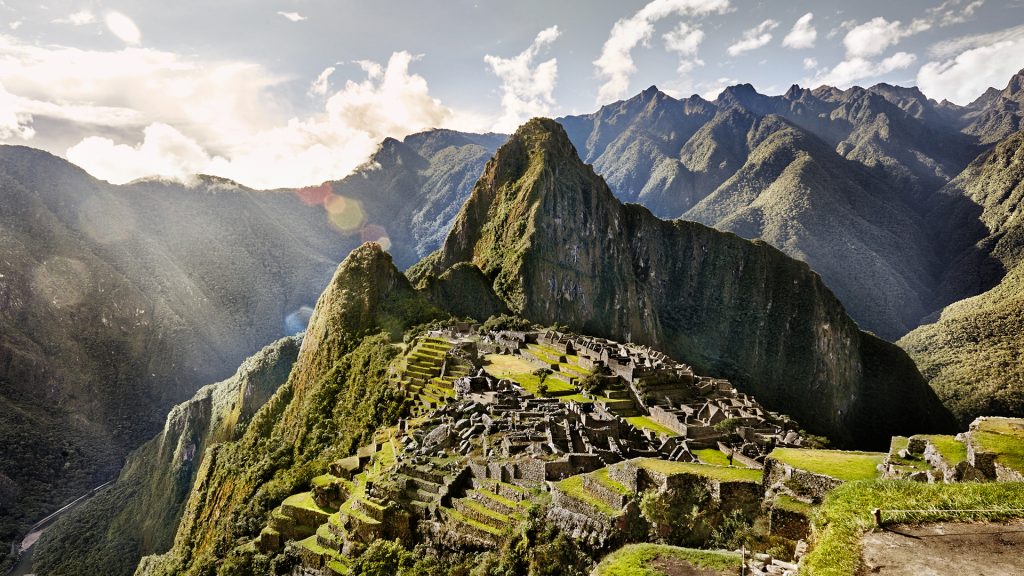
900;129;1024;422
135;243;448;576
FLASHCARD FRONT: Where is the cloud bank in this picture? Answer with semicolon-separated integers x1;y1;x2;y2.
593;0;731;104
485;26;561;133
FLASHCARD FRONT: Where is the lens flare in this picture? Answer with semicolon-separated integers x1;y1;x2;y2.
294;182;332;206
360;224;391;250
32;257;91;307
324;194;365;232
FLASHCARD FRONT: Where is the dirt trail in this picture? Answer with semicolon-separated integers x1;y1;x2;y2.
860;520;1024;575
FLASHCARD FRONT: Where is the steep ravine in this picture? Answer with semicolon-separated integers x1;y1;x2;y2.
30;336;302;576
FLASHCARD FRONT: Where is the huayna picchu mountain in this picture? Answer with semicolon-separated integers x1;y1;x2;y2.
410;118;955;448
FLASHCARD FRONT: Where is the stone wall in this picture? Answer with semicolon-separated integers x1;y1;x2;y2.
762;457;843;502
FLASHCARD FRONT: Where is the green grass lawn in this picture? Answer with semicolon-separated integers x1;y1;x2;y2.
594;543;740;576
773;494;815;515
282;491;334;514
770;448;884;481
507;372;577;395
802;480;1024;576
916;434;968;466
555;475;620;516
693;448;736;467
593;468;631;496
635;458;763;483
626;416;679;437
972;417;1024;473
483;353;536;376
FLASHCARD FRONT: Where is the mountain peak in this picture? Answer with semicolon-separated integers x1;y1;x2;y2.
1006;68;1024;94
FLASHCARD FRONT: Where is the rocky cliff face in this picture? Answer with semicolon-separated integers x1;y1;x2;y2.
412;118;954;447
30;335;301;576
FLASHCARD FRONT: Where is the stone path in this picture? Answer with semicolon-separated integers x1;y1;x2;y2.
860;520;1024;575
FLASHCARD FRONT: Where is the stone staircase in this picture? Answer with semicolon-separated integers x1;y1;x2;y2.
439;478;529;547
400;337;455;412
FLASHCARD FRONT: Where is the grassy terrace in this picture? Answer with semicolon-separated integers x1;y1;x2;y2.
635;458;762;483
802;480;1024;576
445;508;503;536
773;494;815;515
283;491;334;514
593;468;631;495
972;417;1024;473
594;543;741;576
769;448;885;481
916;434;968;466
556;475;621;516
693;448;734;467
626;416;679;437
483;353;535;376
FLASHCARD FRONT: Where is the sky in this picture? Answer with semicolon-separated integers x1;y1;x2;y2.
1;0;1023;189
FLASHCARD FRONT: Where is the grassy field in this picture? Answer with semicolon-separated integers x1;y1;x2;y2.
635;458;763;483
556;475;620;516
972;417;1024;473
626;416;679;437
770;448;885;481
802;480;1024;576
483;353;535;376
694;448;736;467
593;543;741;576
916;434;968;465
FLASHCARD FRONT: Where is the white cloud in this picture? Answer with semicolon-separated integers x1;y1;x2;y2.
803;57;818;70
9;20;20;30
828;19;858;40
309;66;336;97
67;123;211;183
727;19;779;56
843;17;926;58
277;11;306;22
593;0;731;104
71;52;458;188
0;34;468;188
56;10;96;25
928;23;1024;58
918;38;1024;104
927;0;986;27
484;25;561;133
813;52;917;87
0;81;35;140
105;11;141;45
663;21;704;80
782;13;816;49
